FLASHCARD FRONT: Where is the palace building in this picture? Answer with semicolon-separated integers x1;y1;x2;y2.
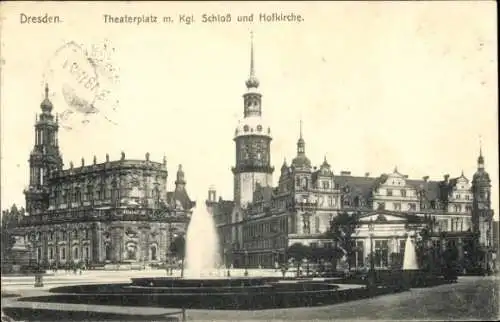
206;35;494;270
16;84;195;267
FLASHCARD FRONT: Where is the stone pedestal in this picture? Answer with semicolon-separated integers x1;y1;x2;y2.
34;274;44;287
9;236;31;268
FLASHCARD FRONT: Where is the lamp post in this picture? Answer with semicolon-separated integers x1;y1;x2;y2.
244;250;249;276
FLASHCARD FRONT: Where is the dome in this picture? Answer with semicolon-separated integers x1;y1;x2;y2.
234;116;272;138
40;98;53;112
40;84;53;112
291;155;312;169
245;75;260;89
473;169;490;183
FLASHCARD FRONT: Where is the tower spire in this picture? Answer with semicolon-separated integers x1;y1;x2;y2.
297;120;305;155
478;135;485;168
250;30;255;77
245;31;259;89
40;83;53;113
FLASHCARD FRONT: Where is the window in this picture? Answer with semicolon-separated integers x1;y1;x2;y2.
374;240;389;268
61;247;66;260
400;189;406;197
354;241;364;268
399;239;406;255
105;244;111;261
394;203;401;211
37;248;42;262
150;246;157;260
408;203;416;211
438;219;448;231
49;247;54;260
377;202;385;210
387;189;393;196
73;247;79;259
315;216;320;233
322;181;330;189
84;247;89;259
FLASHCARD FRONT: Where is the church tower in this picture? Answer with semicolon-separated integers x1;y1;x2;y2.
24;84;63;215
471;146;493;249
232;32;274;210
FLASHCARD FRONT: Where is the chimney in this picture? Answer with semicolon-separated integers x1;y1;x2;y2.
340;171;351;176
423;176;429;182
444;174;450;182
365;172;370;177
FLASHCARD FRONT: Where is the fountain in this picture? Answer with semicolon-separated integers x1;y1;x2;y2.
402;234;419;270
402;234;421;288
184;205;222;278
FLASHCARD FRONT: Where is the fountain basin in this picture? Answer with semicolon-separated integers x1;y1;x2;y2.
129;276;281;288
19;278;350;310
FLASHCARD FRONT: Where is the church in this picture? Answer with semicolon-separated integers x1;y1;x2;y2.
206;35;494;270
15;84;195;267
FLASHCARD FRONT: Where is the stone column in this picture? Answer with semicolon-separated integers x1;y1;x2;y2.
457;237;464;261
160;225;168;262
94;223;102;263
140;225;150;262
110;225;122;262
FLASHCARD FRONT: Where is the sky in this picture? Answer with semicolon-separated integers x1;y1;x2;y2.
1;1;498;219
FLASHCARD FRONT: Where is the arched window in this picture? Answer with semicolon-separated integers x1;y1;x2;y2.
150;245;157;261
315;216;320;233
105;243;112;261
61;247;66;260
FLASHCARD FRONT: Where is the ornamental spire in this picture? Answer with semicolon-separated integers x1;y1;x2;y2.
250;31;255;77
40;83;53;113
478;135;485;168
297;120;305;155
245;31;260;89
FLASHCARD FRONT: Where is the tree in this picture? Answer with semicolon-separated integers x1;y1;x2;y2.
169;234;186;277
287;243;310;277
1;204;23;267
327;212;361;270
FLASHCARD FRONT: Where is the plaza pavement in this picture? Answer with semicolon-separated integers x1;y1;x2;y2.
2;270;498;321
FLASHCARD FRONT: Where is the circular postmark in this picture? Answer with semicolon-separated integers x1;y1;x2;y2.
43;39;120;130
